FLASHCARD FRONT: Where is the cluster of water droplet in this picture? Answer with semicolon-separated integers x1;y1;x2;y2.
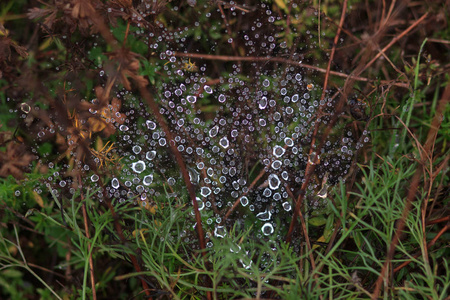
99;2;371;252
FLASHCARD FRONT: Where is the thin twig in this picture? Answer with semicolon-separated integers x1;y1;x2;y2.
172;52;409;88
81;202;97;300
320;0;348;102
356;12;429;77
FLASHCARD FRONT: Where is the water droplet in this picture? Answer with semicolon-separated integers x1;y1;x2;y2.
308;152;319;165
187;95;197;103
15;190;21;196
262;79;270;87
219;136;229;149
218;94;226;103
209;125;219;137
119;125;129;131
146;151;156;160
273;145;285;158
196;197;204;210
240;196;249;206
167;177;176;186
133;145;142;154
256;209;272;221
261;223;274;235
214;225;226;238
284;137;294;147
146;120;156;130
200;187;211;197
20;103;31;113
131;160;146;173
268;174;281;189
189;168;200;184
143;174;153;186
204;85;213;94
259;97;268;109
271;160;282;170
230;243;241;253
91;174;99;182
282;202;291;211
111;178;120;189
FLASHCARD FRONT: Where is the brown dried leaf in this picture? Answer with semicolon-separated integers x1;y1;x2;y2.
27;7;53;20
107;48;148;90
0;142;36;180
11;42;28;58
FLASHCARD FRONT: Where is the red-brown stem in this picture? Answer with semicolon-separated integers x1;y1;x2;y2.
81;202;97;300
320;0;348;103
172;52;409;88
138;85;207;251
79;175;97;300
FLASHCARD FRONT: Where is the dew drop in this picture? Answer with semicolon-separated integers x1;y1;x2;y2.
219;136;229;149
256;209;272;221
20;103;31;113
261;223;274;235
209;125;219;137
196;197;204;210
218;94;226;103
284;137;294;147
282;202;291;211
240;196;249;206
132;145;142;154
259;97;268;109
111;178;120;189
268;174;281;190
200;187;211;197
273;145;286;158
214;225;226;238
131;160;146;173
146;151;156;160
143;174;153;186
187;95;197;103
308;152;319;165
204;85;213;94
271;160;282;170
146;120;156;130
